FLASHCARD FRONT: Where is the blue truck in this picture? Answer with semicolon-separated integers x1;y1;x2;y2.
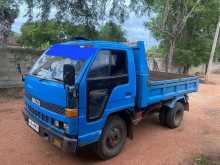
21;39;199;159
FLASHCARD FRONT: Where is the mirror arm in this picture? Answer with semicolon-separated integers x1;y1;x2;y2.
65;85;77;108
65;85;75;93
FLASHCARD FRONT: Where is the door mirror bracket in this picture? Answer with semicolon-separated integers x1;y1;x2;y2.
63;64;75;108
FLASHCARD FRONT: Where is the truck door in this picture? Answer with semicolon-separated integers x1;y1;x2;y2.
78;48;136;145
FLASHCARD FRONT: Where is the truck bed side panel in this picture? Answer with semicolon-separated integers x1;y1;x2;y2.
138;77;199;108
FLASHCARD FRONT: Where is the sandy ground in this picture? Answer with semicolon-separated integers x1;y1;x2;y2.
0;74;220;165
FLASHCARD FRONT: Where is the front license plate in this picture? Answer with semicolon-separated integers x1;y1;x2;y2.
28;118;39;132
52;138;62;148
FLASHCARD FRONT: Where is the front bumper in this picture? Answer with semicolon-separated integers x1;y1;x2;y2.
23;110;77;152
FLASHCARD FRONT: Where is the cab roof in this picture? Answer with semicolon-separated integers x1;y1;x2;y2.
63;40;140;49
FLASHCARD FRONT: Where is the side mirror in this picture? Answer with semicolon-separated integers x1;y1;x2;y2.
63;64;75;87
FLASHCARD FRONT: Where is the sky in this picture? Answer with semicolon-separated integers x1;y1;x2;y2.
11;5;158;48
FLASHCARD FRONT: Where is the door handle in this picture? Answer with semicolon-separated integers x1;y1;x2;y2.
125;92;132;97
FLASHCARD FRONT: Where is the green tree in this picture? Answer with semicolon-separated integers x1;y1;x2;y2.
0;0;19;47
146;0;202;72
18;19;127;48
17;20;98;49
146;0;220;73
20;0;155;49
99;21;126;41
147;46;162;58
24;0;130;26
174;1;220;73
23;0;157;33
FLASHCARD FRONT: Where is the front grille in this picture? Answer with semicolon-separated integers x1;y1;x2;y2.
26;103;65;130
27;103;49;122
25;92;65;115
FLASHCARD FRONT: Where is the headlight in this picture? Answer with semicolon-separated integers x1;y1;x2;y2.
63;123;69;131
54;120;59;127
53;120;68;131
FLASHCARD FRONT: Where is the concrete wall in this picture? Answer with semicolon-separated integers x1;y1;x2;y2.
148;57;220;74
188;62;220;74
0;47;41;88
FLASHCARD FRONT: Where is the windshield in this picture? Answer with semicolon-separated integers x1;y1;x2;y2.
29;54;86;81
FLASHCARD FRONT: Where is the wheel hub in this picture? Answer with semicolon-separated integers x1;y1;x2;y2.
107;127;121;148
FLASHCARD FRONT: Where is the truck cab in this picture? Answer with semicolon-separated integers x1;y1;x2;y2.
23;40;199;159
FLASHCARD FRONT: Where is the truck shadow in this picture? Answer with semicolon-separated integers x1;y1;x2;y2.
67;113;164;162
75;145;101;161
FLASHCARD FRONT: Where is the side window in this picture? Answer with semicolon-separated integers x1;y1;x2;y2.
110;50;128;76
88;50;111;78
88;49;128;78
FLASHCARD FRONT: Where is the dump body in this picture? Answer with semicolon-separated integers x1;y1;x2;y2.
147;71;198;106
131;41;199;108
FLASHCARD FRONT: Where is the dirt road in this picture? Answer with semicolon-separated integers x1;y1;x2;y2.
0;74;220;165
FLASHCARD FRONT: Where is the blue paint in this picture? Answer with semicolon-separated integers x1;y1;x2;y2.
24;75;78;135
77;46;136;145
46;44;96;60
22;40;199;150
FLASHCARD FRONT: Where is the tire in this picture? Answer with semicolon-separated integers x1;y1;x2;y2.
166;102;184;129
95;116;127;160
159;107;168;126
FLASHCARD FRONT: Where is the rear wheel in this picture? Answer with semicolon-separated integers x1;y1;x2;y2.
95;116;127;160
159;107;168;126
166;102;184;129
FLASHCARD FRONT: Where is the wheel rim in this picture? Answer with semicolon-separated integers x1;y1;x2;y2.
174;109;183;125
106;126;122;149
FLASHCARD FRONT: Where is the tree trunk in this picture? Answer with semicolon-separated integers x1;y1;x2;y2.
161;0;170;31
183;64;190;74
205;63;208;74
205;17;220;80
164;53;168;72
167;37;176;72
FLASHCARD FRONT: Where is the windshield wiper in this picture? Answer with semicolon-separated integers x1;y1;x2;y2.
53;78;63;82
30;73;63;83
38;77;50;81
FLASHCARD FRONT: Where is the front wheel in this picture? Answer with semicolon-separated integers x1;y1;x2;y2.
95;116;127;160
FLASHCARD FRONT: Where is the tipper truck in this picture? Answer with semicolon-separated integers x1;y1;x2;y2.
22;39;199;159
